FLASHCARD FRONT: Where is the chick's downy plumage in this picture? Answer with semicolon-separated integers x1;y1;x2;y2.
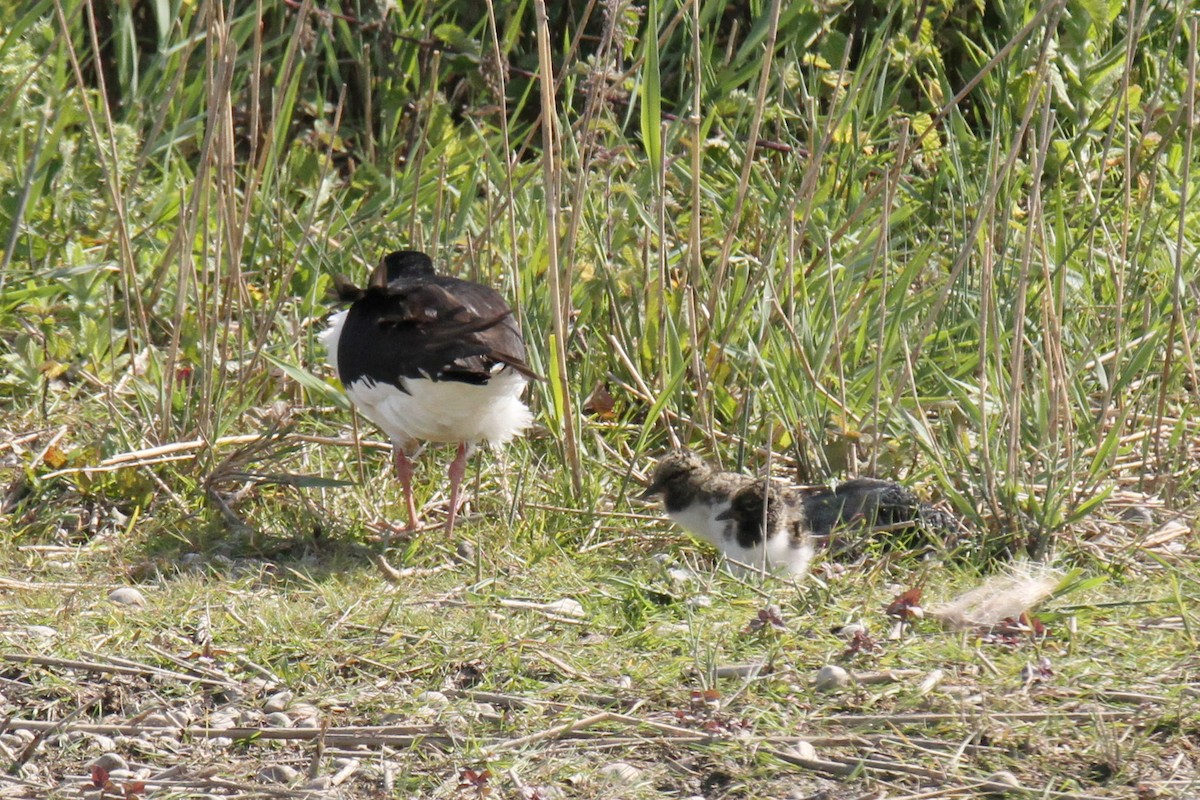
714;480;814;576
641;451;811;576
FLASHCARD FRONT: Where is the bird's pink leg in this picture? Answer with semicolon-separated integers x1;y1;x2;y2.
445;442;469;536
393;447;419;531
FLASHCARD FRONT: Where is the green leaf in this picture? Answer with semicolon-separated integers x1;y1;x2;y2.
639;0;662;175
263;352;350;411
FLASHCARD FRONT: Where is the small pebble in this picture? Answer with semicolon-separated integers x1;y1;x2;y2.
469;702;498;718
833;622;867;639
291;704;321;727
545;598;584;618
416;691;449;706
813;665;850;692
107;587;146;607
263;691;293;713
983;770;1022;794
303;776;332;790
790;740;817;760
264;713;292;728
25;625;57;638
84;734;116;751
256;764;299;784
599;761;641;784
90;753;128;773
140;714;173;728
917;669;944;695
207;710;239;728
686;594;713;609
667;566;697;583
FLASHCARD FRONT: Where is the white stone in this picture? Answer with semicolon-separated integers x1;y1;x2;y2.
263;690;293;713
107;587;146;607
599;761;641;784
813;665;850;692
256;764;299;784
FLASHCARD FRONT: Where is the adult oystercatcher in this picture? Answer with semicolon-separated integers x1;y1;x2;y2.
321;250;539;535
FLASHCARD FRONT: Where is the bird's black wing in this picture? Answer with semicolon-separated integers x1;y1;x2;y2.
801;478;920;535
337;276;541;390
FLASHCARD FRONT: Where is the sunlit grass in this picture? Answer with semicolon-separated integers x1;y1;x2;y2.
0;0;1198;795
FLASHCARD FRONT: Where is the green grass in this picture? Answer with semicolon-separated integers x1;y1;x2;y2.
1;0;1199;796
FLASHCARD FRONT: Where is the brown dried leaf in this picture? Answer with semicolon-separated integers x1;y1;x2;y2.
458;768;492;796
43;444;69;469
582;381;616;418
885;587;924;619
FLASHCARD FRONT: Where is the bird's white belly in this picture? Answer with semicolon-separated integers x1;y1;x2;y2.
761;533;814;577
346;371;532;450
669;500;812;577
321;308;532;449
721;536;813;577
668;500;734;551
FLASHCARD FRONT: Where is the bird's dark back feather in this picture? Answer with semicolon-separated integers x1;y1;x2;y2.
801;476;964;556
800;478;917;535
336;250;538;389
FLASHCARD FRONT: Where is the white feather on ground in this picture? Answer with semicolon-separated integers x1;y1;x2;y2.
931;565;1062;630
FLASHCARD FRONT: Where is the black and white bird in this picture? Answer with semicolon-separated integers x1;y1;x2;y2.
639;450;752;548
713;480;815;576
320;250;539;535
640;451;812;576
641;451;960;573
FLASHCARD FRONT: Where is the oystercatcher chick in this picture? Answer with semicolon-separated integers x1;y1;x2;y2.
641;451;811;576
639;450;752;552
712;480;815;576
320;250;539;535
